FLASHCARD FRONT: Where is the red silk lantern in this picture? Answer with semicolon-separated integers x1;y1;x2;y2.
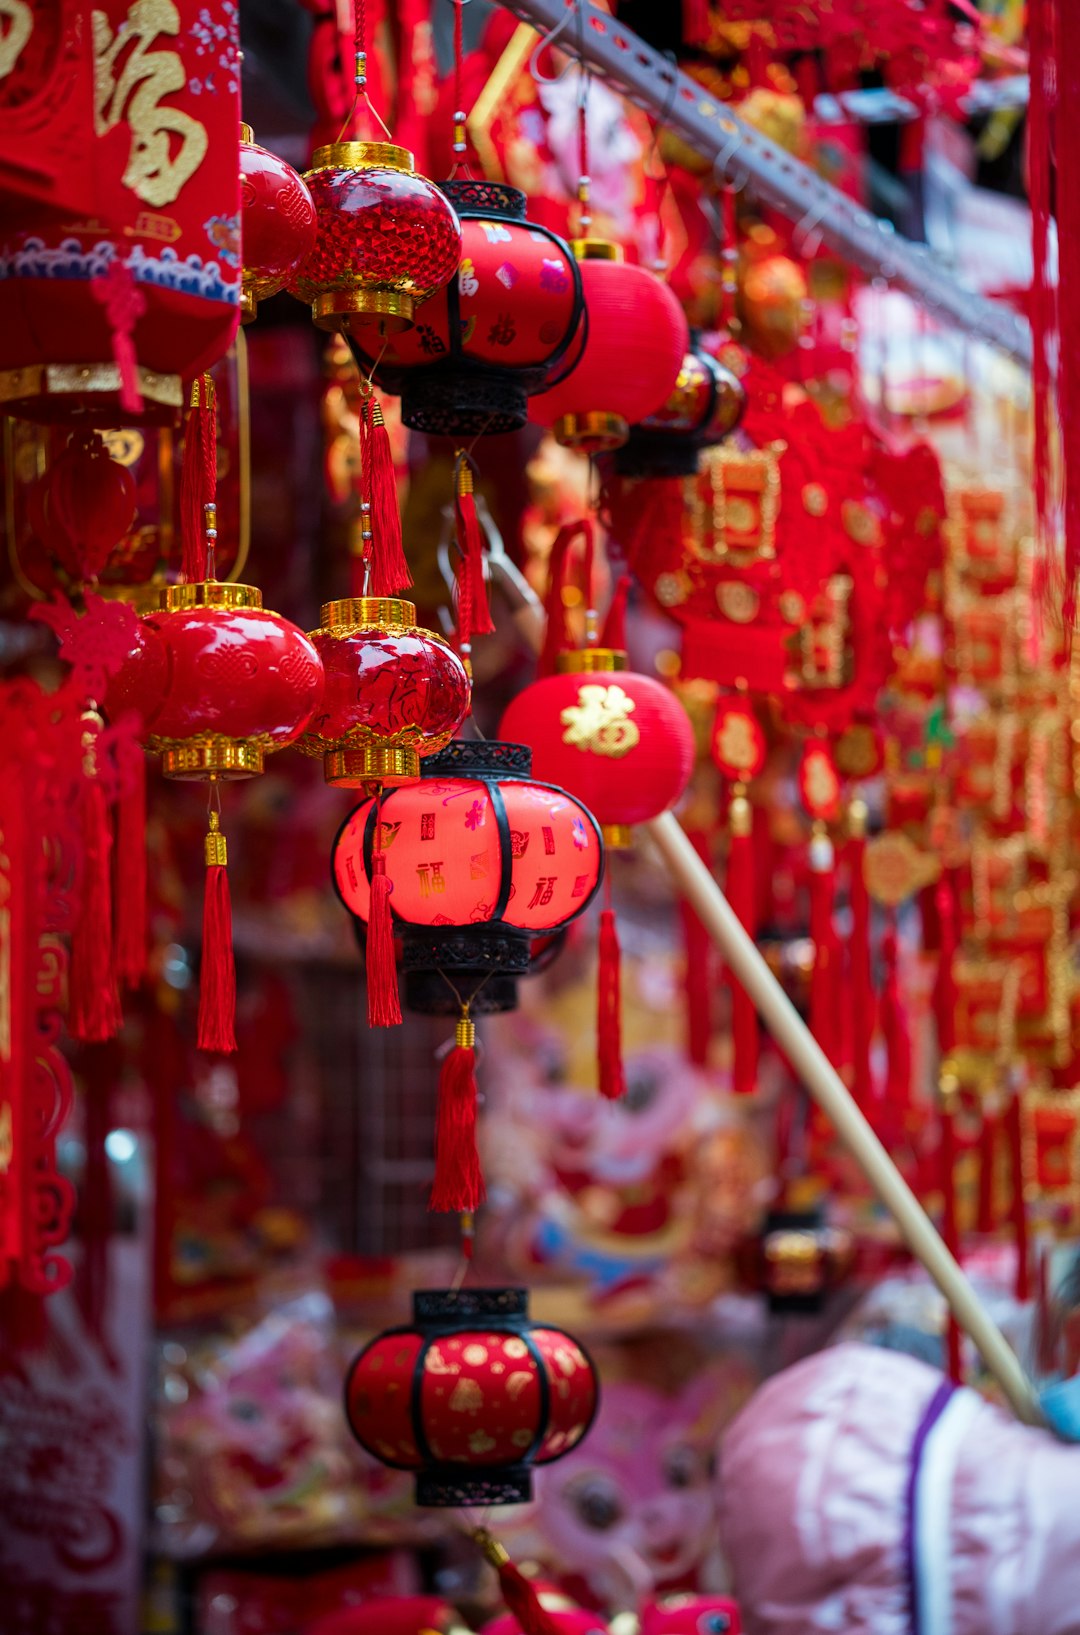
499;653;695;849
614;342;746;478
299;596;471;788
354;179;584;437
110;582;324;779
239;123;317;323
332;739;603;1015
0;0;241;424
529;242;688;452
288;140;461;336
345;1288;598;1505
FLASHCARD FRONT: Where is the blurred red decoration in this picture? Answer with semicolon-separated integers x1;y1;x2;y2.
108;583;324;779
711;699;767;783
41;431;136;582
332;739;603;1015
0;0;241;424
239;123;317;323
529;243;688;452
500;654;695;849
614;342;747;478
299;596;471;788
345;1288;598;1505
355;179;584;437
289;140;461;337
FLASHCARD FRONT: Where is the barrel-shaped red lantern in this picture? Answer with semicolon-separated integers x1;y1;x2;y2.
332;739;603;1013
239;124;317;323
499;653;696;848
107;582;324;778
345;1288;598;1506
288;140;461;336
299;597;471;788
354;179;583;437
529;242;688;452
0;0;241;424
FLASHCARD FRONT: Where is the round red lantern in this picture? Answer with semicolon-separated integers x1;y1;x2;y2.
345;1287;598;1505
529;242;688;452
332;739;603;1014
299;596;471;788
288;141;462;336
353;179;584;437
109;582;324;778
614;341;746;478
239;123;317;323
499;651;695;849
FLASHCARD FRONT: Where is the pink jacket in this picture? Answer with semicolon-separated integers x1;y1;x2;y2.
717;1344;1080;1635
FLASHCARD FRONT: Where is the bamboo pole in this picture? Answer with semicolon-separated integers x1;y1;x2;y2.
646;809;1044;1428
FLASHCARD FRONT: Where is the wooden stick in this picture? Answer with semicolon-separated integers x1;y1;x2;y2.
646;809;1044;1428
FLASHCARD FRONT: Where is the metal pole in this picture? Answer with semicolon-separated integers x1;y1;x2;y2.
496;0;1033;368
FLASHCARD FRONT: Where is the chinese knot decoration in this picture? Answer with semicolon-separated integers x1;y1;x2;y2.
239;122;317;323
288;140;462;337
345;1287;598;1506
352;179;584;438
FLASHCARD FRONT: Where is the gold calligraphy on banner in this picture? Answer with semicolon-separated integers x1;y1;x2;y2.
93;0;207;207
0;0;31;81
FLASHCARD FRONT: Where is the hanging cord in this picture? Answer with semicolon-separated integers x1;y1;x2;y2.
642;53;679;273
449;0;472;176
577;53;592;236
337;0;392;142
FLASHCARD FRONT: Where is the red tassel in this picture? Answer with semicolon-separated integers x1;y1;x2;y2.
366;850;402;1027
679;827;713;1067
180;375;217;584
475;1532;562;1635
70;720;123;1043
539;519;592;677
361;396;411;596
1005;1088;1030;1301
1057;0;1080;631
198;810;236;1054
454;462;494;655
682;0;711;45
113;752;147;990
976;1105;998;1233
726;795;758;1094
597;907;626;1099
847;810;873;1107
601;574;631;650
933;872;958;1055
808;824;838;1065
880;924;911;1112
939;1091;964;1383
429;1014;486;1213
1029;0;1057;605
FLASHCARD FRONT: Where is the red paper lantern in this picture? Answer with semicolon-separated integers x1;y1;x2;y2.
345;1288;598;1505
355;179;584;436
499;652;695;849
614;342;746;478
0;0;241;424
108;582;324;778
529;242;688;452
299;596;471;788
288;140;461;336
239;123;317;323
332;739;603;1014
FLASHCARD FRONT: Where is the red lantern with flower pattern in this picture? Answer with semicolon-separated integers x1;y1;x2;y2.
239;123;317;323
288;140;461;336
529;242;688;452
353;179;584;437
299;596;471;788
345;1287;598;1506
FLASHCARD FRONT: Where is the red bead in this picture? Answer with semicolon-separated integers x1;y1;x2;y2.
239;135;317;319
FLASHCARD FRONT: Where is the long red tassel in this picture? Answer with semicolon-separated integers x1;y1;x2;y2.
180;375;217;583
1058;0;1080;631
78;1042;117;1344
429;1013;486;1213
366;855;402;1028
597;906;626;1099
680;827;713;1067
474;1532;562;1635
847;811;873;1107
197;808;236;1054
939;1091;964;1383
880;923;911;1118
1029;0;1057;602
70;719;123;1043
1005;1086;1030;1301
113;752;148;990
726;795;758;1094
454;461;494;659
976;1104;998;1233
360;396;411;597
682;0;711;45
933;872;958;1055
538;519;592;676
808;824;838;1065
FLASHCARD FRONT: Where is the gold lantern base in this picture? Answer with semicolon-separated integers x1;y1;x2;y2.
0;361;182;425
601;823;634;851
324;743;420;788
312;288;414;335
553;410;629;453
155;736;266;780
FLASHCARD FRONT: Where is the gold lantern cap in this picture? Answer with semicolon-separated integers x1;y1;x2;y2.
309;140;415;174
556;648;629;674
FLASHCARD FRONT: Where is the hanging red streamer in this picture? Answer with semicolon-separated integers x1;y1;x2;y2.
879;923;911;1116
726;800;758;1094
808;827;839;1065
359;395;411;597
180;376;217;584
70;721;123;1044
366;800;402;1028
197;808;236;1054
976;1104;998;1234
933;871;958;1056
453;462;494;656
474;1532;562;1635
539;519;593;676
597;903;626;1100
113;753;147;990
429;1013;485;1213
847;818;873;1107
680;828;713;1067
1029;0;1058;607
1055;0;1080;631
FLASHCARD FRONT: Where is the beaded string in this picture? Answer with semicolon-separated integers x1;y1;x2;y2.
337;0;392;142
449;0;471;175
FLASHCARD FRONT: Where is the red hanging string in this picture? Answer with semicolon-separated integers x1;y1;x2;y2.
70;717;123;1044
680;828;713;1067
976;1103;998;1233
453;458;494;660
847;817;873;1107
430;1012;485;1213
539;519;592;676
600;574;630;649
808;825;838;1065
726;794;758;1095
933;872;958;1055
597;876;626;1100
366;795;402;1027
180;376;217;584
880;921;911;1126
197;802;236;1054
474;1533;562;1635
359;395;411;597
